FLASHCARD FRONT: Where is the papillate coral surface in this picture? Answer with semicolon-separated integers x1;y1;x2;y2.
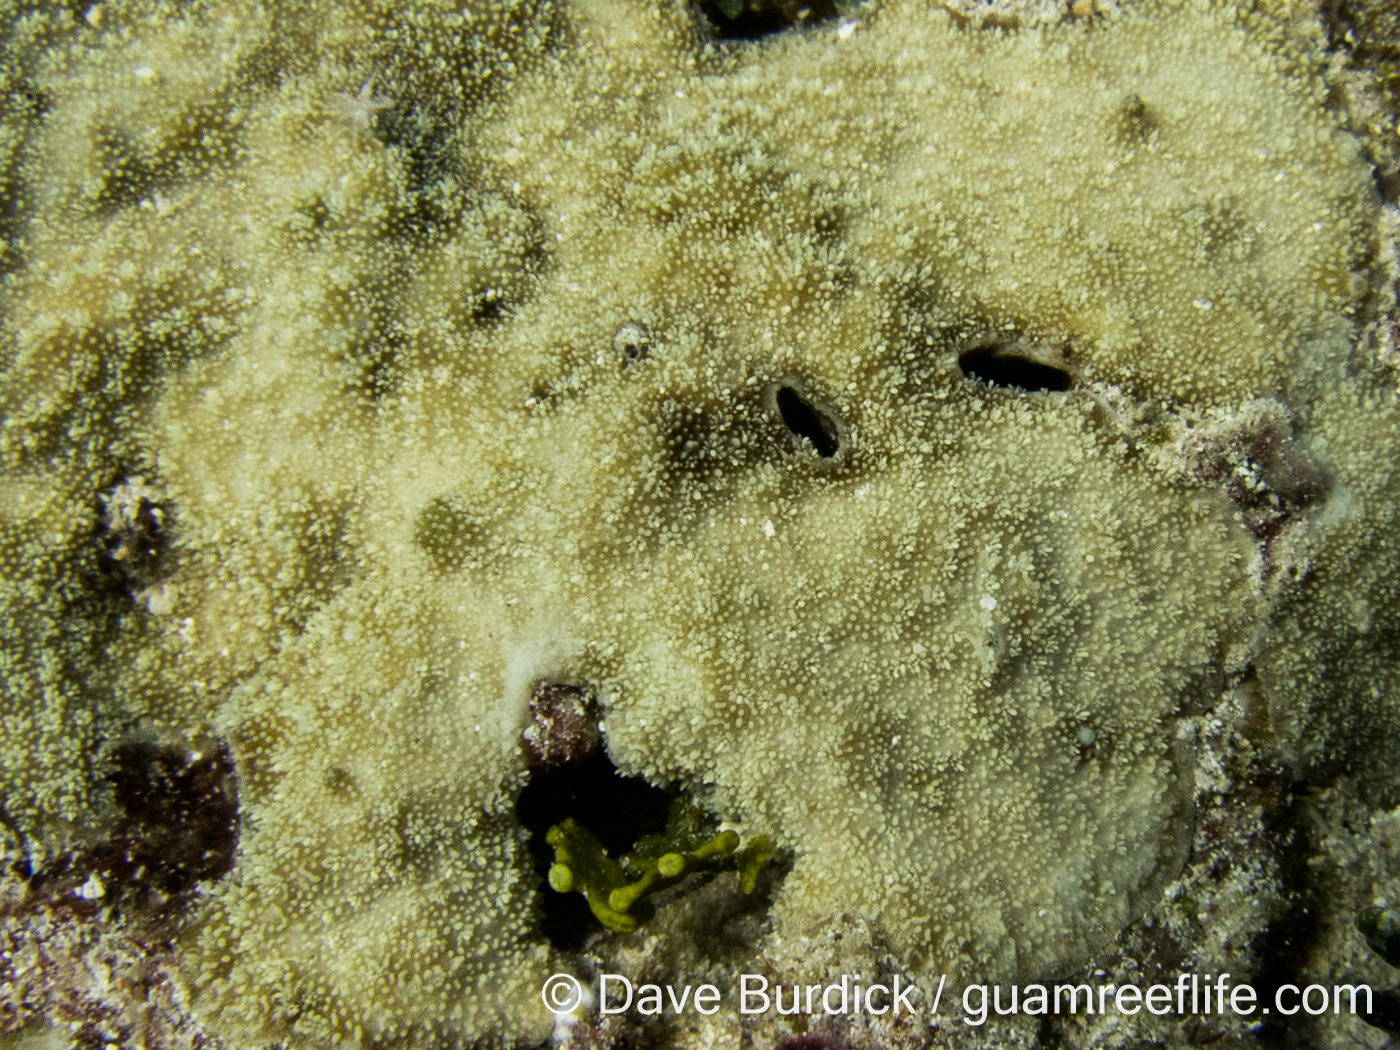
1;0;1397;1047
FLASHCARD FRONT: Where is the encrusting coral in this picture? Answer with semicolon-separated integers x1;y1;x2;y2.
0;0;1396;1047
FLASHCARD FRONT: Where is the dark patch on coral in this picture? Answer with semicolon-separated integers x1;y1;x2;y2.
375;102;453;193
97;739;239;901
325;282;414;403
660;397;756;476
375;101;471;247
1180;195;1253;264
1115;92;1160;145
23;738;238;921
96;477;167;592
356;324;409;400
697;0;843;39
89;96;245;216
515;704;674;950
414;495;489;573
958;342;1073;393
323;766;357;800
89;127;159;213
633;391;774;528
284;194;331;250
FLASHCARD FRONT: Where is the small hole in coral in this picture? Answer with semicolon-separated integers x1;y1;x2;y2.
958;344;1073;393
699;0;841;39
515;719;673;950
772;382;843;458
470;291;505;323
613;321;652;366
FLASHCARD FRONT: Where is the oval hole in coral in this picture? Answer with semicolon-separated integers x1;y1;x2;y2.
771;380;844;459
958;344;1073;393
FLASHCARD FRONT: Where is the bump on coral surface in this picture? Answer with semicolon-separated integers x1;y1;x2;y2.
0;0;1395;1046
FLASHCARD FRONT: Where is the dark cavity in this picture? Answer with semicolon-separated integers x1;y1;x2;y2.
613;321;652;366
700;0;843;39
774;382;842;458
514;686;673;951
958;345;1072;393
21;738;239;917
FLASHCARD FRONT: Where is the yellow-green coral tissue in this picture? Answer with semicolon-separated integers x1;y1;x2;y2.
3;0;1400;1047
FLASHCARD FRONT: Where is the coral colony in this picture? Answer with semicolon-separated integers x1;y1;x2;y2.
3;0;1400;1047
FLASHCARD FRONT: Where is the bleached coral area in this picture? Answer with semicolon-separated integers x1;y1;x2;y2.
1;0;1398;1047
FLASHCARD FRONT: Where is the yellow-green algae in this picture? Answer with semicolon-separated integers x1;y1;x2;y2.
0;0;1394;1046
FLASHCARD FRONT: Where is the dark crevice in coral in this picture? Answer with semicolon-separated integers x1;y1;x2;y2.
0;800;32;873
776;385;840;457
374;102;454;193
99;740;239;895
697;0;842;40
374;102;471;247
515;693;674;950
1248;779;1327;1048
958;345;1073;393
1374;165;1400;204
769;380;845;460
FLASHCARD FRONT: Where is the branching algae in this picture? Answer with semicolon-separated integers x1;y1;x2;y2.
547;799;771;932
